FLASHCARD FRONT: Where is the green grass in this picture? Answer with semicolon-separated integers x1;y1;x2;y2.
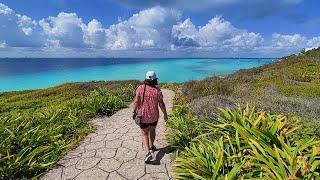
0;80;139;179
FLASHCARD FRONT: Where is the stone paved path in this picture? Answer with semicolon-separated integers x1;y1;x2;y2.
42;89;175;180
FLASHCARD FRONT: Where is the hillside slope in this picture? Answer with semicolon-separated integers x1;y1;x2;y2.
166;48;320;179
175;47;320;139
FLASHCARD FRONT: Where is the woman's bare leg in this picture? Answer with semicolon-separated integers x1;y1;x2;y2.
149;126;156;149
141;127;150;152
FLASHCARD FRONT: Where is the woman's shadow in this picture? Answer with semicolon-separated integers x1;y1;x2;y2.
149;145;175;165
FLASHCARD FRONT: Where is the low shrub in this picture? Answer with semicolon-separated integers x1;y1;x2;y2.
166;106;203;151
0;81;139;179
173;105;320;179
0;109;93;179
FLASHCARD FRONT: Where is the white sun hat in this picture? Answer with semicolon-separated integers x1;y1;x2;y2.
145;70;158;80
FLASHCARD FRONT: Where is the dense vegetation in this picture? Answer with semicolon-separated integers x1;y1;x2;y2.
1;48;320;179
0;80;139;179
166;48;320;179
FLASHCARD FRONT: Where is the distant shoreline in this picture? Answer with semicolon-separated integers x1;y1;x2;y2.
0;57;279;60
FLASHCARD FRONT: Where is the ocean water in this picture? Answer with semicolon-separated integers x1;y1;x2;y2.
0;58;276;92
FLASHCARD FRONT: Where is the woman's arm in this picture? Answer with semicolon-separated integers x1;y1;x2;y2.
132;91;141;119
159;99;168;121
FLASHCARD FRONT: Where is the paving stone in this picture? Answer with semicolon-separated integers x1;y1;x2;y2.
96;127;115;135
75;167;109;180
139;173;170;180
75;157;101;170
81;137;92;145
117;159;146;179
126;132;141;137
61;165;82;180
122;139;142;150
67;146;85;157
104;133;123;141
114;147;137;163
42;89;175;180
107;171;126;180
133;136;141;142
81;149;96;158
136;150;147;160
114;147;137;162
97;158;122;172
58;157;80;167
91;117;104;124
41;166;62;180
95;148;117;159
63;153;81;160
146;164;167;173
109;124;127;130
85;141;105;151
166;164;174;179
128;127;140;133
90;134;106;142
105;139;122;148
114;126;129;134
120;134;134;141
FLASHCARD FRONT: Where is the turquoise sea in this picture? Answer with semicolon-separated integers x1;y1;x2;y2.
0;58;276;92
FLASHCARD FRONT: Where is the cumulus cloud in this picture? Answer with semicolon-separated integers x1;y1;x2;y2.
39;12;109;49
269;33;320;52
85;19;107;48
105;6;180;50
272;33;306;48
172;16;264;52
39;12;88;48
253;33;320;55
0;3;44;47
1;2;320;57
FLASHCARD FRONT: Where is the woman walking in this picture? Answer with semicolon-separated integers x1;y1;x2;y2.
132;70;168;163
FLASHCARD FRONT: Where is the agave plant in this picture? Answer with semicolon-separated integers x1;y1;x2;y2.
166;106;204;151
0;82;138;179
173;105;320;179
0;111;73;178
174;137;246;180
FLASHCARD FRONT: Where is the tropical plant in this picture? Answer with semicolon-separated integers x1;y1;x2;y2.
0;81;139;179
173;105;320;179
0;110;81;179
166;106;203;151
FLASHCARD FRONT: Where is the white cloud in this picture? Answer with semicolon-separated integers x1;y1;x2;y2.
255;33;320;55
105;6;180;50
0;40;6;48
172;16;264;52
272;33;306;48
39;13;110;49
39;12;88;48
172;18;199;47
0;3;13;14
85;19;107;48
307;36;320;47
1;3;320;57
0;3;44;47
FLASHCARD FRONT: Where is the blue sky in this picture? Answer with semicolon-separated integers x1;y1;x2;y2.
0;0;319;57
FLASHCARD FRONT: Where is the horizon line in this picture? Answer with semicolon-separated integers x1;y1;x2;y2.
0;57;280;59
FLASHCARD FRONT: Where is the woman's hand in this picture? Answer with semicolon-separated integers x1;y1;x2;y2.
132;111;137;120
